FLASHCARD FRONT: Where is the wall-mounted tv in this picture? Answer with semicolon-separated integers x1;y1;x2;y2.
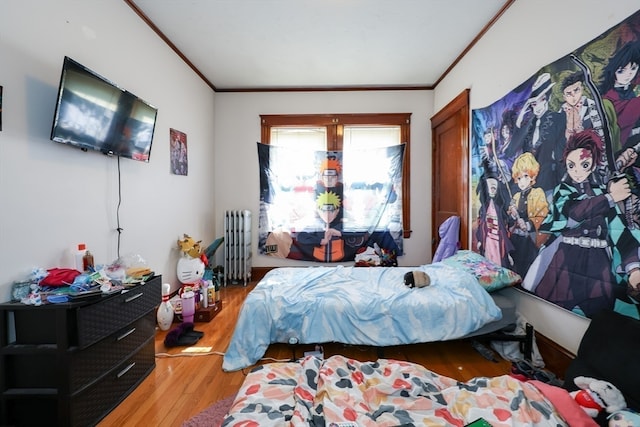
50;56;158;162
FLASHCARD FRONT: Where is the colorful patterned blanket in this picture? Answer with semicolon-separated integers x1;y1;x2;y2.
221;355;571;427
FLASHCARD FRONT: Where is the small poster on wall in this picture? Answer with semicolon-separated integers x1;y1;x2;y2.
170;128;188;176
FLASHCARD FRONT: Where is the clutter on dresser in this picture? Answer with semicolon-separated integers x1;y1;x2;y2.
10;251;155;306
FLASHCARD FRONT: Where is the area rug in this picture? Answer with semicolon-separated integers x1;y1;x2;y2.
182;393;236;427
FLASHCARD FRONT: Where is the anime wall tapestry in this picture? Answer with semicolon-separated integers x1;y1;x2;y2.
257;142;404;264
471;8;640;320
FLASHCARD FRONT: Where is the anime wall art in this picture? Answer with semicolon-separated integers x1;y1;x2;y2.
471;9;640;320
257;142;404;264
170;128;188;176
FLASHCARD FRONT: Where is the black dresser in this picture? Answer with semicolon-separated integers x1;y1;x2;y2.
0;275;161;426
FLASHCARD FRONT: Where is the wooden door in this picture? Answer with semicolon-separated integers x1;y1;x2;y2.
431;90;470;256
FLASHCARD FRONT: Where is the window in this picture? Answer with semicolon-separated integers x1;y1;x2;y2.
261;113;412;238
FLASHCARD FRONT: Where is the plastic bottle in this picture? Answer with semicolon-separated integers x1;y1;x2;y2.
75;244;86;272
82;250;94;272
214;277;221;302
201;282;208;308
207;280;215;306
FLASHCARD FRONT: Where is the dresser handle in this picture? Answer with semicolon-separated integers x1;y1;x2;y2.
117;362;136;378
117;328;136;341
124;292;144;303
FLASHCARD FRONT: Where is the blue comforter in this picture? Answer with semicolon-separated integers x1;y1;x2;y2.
222;263;502;371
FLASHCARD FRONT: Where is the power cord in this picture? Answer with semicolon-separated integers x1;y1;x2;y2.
258;357;293;363
115;156;124;258
154;352;294;365
155;351;225;358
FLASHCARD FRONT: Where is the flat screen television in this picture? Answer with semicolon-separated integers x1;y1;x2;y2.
50;56;158;162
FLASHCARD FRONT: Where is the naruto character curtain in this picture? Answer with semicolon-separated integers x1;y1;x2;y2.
471;8;640;320
257;142;404;264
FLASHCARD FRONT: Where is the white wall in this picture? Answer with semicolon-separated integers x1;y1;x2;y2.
434;0;640;354
0;1;216;297
213;90;433;267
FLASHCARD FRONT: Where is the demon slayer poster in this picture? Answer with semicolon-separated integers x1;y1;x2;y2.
471;9;640;320
257;142;404;264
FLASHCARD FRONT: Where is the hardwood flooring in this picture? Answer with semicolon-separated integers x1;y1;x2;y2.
98;281;513;426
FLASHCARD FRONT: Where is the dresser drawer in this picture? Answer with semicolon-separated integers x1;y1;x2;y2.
76;277;160;348
4;338;156;427
71;311;156;392
70;337;156;426
10;276;161;347
4;312;155;392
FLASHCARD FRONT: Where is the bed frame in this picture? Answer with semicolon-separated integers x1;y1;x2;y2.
325;293;535;363
465;292;535;362
284;322;534;365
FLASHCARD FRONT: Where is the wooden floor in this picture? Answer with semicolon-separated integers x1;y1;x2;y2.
98;281;514;427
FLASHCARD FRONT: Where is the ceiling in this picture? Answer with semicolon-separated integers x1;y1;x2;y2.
127;0;513;92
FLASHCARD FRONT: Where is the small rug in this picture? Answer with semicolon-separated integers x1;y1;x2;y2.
182;393;236;427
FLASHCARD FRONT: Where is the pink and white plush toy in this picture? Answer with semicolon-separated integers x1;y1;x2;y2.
570;376;627;418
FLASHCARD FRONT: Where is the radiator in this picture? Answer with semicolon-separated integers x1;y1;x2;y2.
223;210;252;286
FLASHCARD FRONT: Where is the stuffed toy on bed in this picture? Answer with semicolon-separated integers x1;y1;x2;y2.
404;271;431;288
570;376;627;418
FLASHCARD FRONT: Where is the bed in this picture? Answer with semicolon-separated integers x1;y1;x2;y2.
220;354;593;427
221;308;640;427
222;251;525;372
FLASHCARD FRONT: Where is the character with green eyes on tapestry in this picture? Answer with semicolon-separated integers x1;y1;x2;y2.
297;190;349;262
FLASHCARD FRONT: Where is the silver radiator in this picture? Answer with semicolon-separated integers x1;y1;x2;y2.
223;210;252;286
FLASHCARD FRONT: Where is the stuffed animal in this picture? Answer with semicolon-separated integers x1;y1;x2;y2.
403;271;431;288
177;256;205;285
177;234;203;259
570;376;627;418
